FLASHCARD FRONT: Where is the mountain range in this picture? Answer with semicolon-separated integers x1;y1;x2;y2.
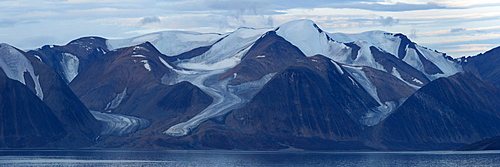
0;19;498;150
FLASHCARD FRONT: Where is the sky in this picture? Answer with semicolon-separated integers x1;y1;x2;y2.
1;0;500;58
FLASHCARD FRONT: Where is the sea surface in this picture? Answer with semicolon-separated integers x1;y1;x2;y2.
0;149;499;166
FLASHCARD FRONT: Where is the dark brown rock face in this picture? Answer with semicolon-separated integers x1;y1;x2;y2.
373;72;500;150
220;31;306;85
69;42;174;112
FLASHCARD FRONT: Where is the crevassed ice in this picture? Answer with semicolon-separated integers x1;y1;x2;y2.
90;111;149;136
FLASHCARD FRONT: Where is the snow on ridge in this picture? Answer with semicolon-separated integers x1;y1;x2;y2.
178;27;270;70
328;30;401;57
276;19;332;57
107;31;223;56
0;43;44;100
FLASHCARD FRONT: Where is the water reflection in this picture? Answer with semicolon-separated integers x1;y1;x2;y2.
0;150;499;166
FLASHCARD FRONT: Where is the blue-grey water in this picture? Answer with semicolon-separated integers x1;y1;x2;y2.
1;150;499;167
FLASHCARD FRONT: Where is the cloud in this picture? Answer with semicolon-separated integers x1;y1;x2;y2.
327;2;447;11
378;16;399;26
139;16;160;25
450;28;466;33
0;19;16;28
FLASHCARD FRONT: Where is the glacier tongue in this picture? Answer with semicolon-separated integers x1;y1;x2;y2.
91;111;149;136
0;43;44;100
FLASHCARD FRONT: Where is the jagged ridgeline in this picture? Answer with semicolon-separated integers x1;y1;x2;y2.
0;19;498;150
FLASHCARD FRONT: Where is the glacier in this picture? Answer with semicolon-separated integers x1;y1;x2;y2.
91;111;150;136
163;28;272;136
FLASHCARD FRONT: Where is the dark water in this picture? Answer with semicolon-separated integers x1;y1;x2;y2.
1;150;500;167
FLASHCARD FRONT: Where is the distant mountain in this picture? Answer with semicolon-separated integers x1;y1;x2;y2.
459;46;500;88
372;72;500;150
0;43;101;148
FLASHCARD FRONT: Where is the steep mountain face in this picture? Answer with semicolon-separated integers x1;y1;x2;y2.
0;43;101;147
460;46;500;88
0;68;66;148
373;72;500;150
219;31;306;85
222;55;379;150
69;42;175;111
28;37;109;83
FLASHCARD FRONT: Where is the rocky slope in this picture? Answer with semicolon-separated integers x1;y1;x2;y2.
372;72;500;150
460;46;500;88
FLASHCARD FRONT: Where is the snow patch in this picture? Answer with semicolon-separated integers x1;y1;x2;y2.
413;78;423;85
391;67;420;90
343;65;381;104
61;53;79;82
131;55;146;58
140;60;151;71
331;60;344;75
105;87;127;111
